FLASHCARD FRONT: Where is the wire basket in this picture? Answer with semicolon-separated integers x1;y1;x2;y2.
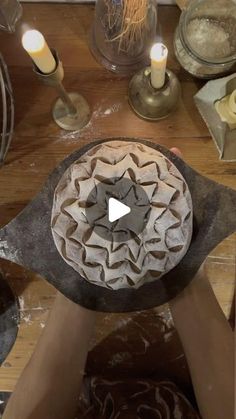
0;53;14;166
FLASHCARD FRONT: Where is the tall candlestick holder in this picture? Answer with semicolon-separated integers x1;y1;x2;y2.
34;49;91;131
128;67;181;121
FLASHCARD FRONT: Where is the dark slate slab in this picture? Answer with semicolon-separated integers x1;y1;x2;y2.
0;138;235;312
0;275;19;364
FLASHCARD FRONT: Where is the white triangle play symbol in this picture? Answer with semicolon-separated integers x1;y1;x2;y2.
108;198;131;223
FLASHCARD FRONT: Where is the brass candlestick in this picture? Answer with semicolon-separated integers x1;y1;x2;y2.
34;49;91;131
128;67;181;121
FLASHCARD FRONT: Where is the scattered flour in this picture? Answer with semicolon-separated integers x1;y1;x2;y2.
117;318;132;329
20;313;32;325
103;103;122;115
164;331;174;343
173;399;183;419
18;296;25;311
158;308;174;330
108;352;131;367
0;240;19;263
104;108;112;115
0;241;9;259
57;101;122;143
137;335;150;354
18;295;45;327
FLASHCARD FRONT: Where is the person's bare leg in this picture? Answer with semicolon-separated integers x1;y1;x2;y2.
170;268;234;419
3;292;96;419
169;147;234;419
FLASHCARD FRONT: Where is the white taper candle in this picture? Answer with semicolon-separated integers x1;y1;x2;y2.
150;43;168;89
22;30;56;74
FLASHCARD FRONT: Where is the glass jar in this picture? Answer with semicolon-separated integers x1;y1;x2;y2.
0;0;22;33
90;0;157;75
174;0;236;78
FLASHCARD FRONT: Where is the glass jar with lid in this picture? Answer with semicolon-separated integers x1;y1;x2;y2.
174;0;236;78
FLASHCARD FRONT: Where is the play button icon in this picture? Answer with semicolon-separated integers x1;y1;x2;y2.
85;177;150;243
108;198;131;223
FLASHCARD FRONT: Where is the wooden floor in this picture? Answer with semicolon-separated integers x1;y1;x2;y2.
0;4;235;392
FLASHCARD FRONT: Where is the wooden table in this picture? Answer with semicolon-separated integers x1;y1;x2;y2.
0;4;235;393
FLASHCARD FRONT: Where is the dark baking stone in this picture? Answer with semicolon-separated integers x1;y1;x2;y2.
0;138;236;312
0;274;19;364
0;391;11;415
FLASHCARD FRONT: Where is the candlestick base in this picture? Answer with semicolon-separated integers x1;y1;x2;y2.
33;49;91;131
53;92;90;131
128;67;181;120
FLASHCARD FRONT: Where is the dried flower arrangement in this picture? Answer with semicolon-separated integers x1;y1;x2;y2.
103;0;151;54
